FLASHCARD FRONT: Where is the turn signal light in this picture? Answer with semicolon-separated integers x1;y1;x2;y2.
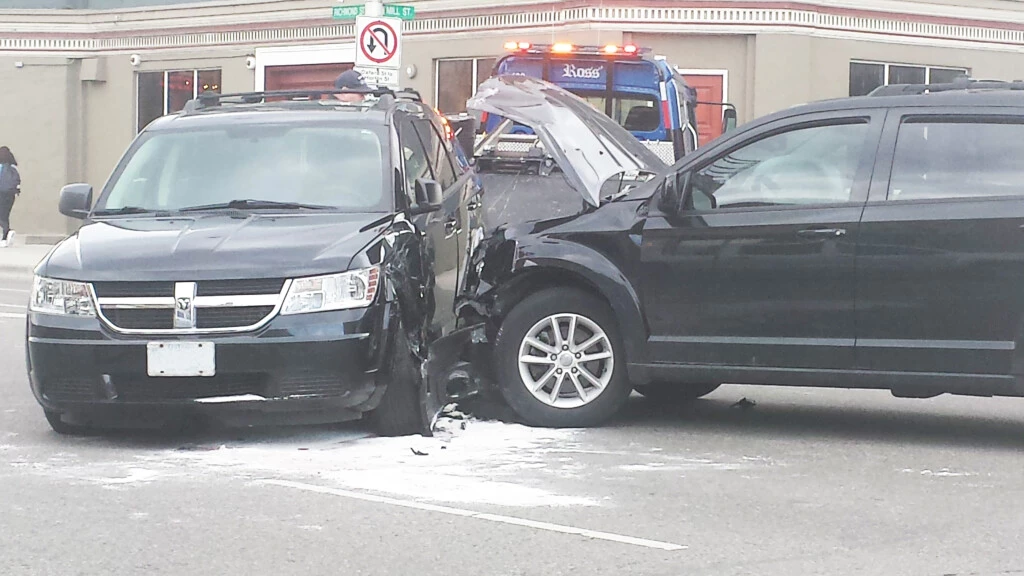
551;42;574;53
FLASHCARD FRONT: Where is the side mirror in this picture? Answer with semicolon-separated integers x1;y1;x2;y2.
723;107;738;133
410;178;443;215
59;183;93;219
658;171;691;215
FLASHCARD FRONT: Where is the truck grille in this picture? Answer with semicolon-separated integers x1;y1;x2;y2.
93;279;287;333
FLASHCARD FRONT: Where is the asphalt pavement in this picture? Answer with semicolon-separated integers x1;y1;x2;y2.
2;267;1023;575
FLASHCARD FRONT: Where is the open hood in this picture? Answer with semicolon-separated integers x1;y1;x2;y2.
467;75;667;207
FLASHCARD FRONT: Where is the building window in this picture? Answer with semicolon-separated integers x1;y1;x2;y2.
137;69;222;132
434;57;496;114
849;61;968;96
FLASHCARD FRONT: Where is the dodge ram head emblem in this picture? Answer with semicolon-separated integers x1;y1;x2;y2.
173;282;197;329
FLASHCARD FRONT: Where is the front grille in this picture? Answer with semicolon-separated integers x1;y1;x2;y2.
113;373;268;402
197;279;286;297
93;282;172;298
196;306;275;329
43;377;98;402
102;308;174;330
277;372;346;397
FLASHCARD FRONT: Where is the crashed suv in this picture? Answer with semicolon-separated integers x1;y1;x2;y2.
27;88;484;436
463;76;1024;427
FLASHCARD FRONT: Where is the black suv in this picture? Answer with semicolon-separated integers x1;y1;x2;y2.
463;77;1024;427
28;88;484;436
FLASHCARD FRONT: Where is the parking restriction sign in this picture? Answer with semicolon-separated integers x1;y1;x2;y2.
356;16;402;69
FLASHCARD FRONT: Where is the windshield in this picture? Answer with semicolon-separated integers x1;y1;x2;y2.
578;92;661;131
96;123;389;214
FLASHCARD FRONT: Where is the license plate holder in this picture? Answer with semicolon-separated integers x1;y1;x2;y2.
146;342;216;377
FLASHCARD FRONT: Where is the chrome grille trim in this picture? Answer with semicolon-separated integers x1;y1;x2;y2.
91;280;292;335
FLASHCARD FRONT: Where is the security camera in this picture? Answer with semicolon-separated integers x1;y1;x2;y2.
129;54;142;67
245;56;256;70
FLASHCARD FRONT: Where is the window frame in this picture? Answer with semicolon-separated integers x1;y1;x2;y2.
667;110;886;215
413;119;459;192
433;56;497;113
873;109;1024;204
849;60;969;97
135;68;222;134
396;114;436;204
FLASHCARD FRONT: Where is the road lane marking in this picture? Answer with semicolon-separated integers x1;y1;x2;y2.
0;303;25;309
0;312;26;319
261;479;687;551
0;288;29;294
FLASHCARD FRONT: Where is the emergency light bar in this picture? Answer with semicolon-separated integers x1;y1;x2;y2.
502;41;648;57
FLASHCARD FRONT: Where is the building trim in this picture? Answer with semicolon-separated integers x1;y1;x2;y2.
5;3;1024;55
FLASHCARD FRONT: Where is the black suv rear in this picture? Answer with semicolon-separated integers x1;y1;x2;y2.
27;88;484;435
462;77;1024;427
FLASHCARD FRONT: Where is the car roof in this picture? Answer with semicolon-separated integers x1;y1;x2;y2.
146;107;394;132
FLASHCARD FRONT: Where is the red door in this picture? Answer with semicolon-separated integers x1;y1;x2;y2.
264;63;353;92
681;74;725;145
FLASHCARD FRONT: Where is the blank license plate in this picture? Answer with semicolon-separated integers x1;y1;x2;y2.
147;342;216;377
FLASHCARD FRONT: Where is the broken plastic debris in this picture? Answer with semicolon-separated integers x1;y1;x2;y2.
731;397;757;410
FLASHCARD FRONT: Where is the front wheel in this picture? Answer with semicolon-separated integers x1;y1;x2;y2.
494;288;631;428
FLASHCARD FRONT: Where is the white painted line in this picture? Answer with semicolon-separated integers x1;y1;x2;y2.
0;312;26;319
0;303;25;309
0;288;29;294
262;479;687;551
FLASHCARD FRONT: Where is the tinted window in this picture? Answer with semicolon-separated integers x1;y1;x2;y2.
415;120;458;190
888;120;1024;201
850;62;885;97
398;118;433;201
101;125;388;212
690;122;870;209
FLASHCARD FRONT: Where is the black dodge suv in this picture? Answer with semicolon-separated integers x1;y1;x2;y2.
28;88;484;436
461;77;1024;428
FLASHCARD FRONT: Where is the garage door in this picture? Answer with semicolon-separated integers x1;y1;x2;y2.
681;74;725;145
264;63;354;92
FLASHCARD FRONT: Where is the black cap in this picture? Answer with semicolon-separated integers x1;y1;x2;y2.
335;69;371;92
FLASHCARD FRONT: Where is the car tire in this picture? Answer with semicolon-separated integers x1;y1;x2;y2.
494;288;631;428
368;329;426;437
43;410;94;436
634;382;721;403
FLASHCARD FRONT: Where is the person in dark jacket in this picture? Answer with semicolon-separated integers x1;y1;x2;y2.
0;146;21;248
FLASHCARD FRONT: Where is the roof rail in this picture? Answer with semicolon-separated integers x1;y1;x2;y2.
182;87;422;113
868;78;1024;96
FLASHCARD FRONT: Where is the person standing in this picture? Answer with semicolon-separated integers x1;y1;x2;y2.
0;146;21;248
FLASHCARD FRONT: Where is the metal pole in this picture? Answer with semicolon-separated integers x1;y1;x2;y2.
365;0;383;17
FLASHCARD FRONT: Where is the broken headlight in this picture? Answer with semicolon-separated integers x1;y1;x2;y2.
281;266;380;315
30;276;96;317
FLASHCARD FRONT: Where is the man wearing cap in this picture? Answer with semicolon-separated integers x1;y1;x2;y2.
334;69;372;103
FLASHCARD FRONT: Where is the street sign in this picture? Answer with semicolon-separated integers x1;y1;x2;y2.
354;65;399;88
332;5;362;19
356;16;402;69
383;4;414;20
332;4;415;21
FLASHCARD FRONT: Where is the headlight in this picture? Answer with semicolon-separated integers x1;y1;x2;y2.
30;276;96;317
281;266;380;315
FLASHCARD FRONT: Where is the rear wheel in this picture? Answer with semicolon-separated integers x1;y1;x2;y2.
494;288;631;428
634;382;721;403
43;410;95;436
368;329;427;437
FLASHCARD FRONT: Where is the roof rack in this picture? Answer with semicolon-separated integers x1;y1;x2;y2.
868;78;1024;96
182;87;422;113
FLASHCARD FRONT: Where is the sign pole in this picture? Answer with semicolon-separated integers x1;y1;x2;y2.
364;0;383;17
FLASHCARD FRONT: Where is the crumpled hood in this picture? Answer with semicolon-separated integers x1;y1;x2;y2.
39;212;389;281
467;75;667;207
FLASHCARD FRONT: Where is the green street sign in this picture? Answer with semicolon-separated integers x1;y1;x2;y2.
383;4;415;20
332;4;415;21
332;5;363;19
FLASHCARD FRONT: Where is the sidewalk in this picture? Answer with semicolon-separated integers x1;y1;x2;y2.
0;243;55;272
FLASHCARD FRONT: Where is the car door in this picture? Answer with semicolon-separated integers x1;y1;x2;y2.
639;110;884;370
397;114;459;340
411;117;463;336
855;109;1024;379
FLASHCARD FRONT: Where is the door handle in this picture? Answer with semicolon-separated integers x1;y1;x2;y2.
797;228;846;238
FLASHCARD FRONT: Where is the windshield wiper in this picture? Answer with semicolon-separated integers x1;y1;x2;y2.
179;199;334;212
91;206;176;217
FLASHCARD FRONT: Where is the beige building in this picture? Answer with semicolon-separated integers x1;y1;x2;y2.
2;0;1024;239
